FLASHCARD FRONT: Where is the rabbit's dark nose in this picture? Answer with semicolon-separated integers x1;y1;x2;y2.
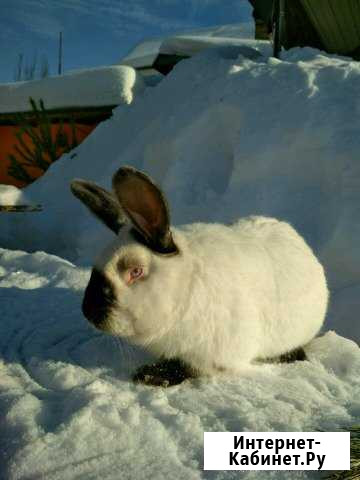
82;269;115;328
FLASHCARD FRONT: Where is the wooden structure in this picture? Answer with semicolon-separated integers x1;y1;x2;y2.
249;0;360;59
0;205;42;212
301;0;360;58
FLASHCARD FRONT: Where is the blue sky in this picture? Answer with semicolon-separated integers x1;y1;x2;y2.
0;0;253;83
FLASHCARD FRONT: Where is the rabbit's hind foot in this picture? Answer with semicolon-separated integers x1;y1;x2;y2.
132;357;198;387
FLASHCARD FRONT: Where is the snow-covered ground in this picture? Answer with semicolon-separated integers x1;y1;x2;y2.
1;39;360;479
0;248;359;480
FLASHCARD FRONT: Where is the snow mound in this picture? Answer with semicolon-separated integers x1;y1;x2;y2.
0;248;359;480
0;45;359;342
0;65;146;113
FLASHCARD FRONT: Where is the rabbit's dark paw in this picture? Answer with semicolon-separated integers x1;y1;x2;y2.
257;346;308;365
278;346;307;363
132;357;197;387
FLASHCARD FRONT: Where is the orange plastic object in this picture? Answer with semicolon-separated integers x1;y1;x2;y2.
0;123;96;187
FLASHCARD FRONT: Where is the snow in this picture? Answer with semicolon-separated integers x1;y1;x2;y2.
0;185;29;205
159;37;270;58
0;247;359;480
0;65;145;113
121;38;163;70
185;22;254;40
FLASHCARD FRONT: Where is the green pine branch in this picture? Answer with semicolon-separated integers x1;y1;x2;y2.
7;97;80;184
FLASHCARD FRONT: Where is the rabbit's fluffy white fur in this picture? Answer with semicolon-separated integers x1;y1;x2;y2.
95;217;328;374
71;167;328;376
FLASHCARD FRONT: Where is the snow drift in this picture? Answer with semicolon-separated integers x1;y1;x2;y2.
0;248;359;480
0;44;359;342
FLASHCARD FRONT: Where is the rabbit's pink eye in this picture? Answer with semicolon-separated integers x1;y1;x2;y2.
130;267;143;281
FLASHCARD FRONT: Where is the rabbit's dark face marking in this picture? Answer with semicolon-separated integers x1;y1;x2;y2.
85;233;189;341
82;268;116;330
84;240;156;338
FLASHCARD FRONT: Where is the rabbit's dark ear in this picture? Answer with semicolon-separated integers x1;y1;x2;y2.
112;167;178;255
70;179;126;234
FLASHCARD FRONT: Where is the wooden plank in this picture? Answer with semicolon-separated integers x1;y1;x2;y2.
282;0;323;51
348;0;360;54
332;0;358;52
0;205;43;212
327;1;350;51
301;0;342;52
300;0;360;54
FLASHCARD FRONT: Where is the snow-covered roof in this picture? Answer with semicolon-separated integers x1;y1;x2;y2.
120;38;163;70
159;36;269;58
119;22;261;70
0;65;145;114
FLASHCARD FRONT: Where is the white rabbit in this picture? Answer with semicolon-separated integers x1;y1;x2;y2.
71;166;329;386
